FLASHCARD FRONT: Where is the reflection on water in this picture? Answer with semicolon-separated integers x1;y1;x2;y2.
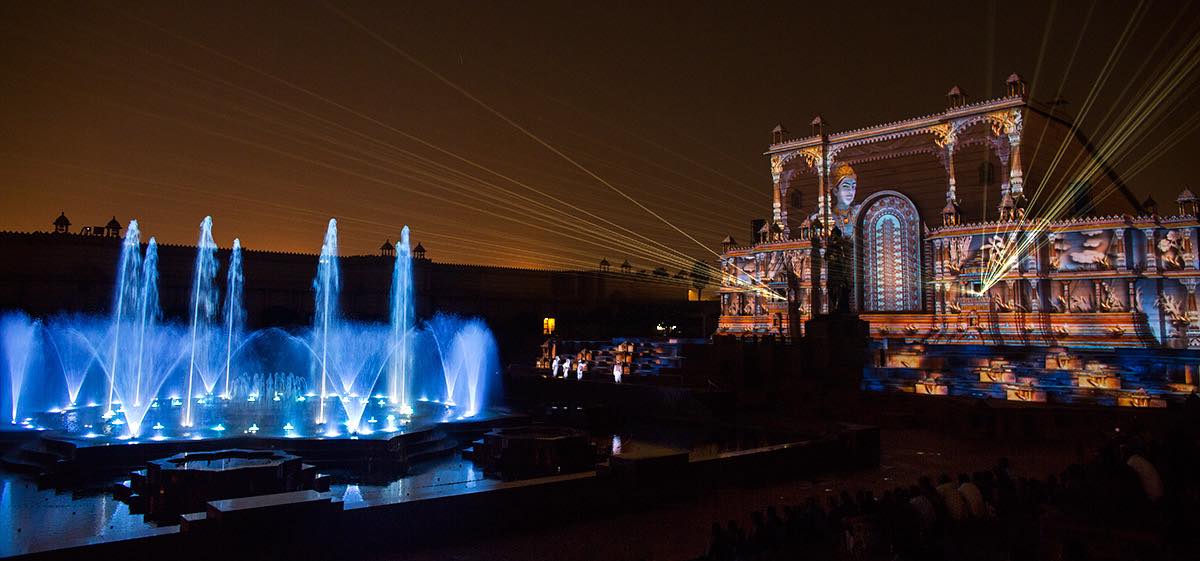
0;452;493;556
0;423;812;556
0;473;158;557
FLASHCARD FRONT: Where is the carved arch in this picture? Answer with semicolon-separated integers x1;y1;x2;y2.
853;190;923;312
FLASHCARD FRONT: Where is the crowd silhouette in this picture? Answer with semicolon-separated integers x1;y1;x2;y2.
699;428;1200;561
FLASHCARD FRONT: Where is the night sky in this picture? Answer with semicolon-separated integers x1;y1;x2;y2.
2;1;1198;270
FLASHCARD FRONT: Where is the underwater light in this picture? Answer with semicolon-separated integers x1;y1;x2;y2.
283;422;295;431
152;422;165;430
247;424;260;434
296;396;306;402
212;424;226;432
399;404;414;415
110;418;125;426
83;432;99;439
48;407;62;414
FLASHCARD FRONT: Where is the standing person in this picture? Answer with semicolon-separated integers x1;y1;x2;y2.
576;359;585;380
613;362;623;383
561;357;572;379
550;355;560;378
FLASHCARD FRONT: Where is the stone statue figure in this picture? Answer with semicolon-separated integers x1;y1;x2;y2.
808;163;861;237
825;227;854;313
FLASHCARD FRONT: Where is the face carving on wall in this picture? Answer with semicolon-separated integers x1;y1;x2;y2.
836;178;857;208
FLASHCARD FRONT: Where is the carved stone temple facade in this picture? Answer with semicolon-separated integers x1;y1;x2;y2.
718;74;1200;349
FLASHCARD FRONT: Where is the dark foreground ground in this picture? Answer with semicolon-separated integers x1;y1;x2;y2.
382;427;1078;561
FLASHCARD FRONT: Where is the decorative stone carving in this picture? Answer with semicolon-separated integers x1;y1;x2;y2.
1158;230;1186;269
860;194;922;311
1097;281;1124;312
945;236;973;274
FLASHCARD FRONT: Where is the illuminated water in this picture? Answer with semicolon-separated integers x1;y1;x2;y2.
0;218;498;439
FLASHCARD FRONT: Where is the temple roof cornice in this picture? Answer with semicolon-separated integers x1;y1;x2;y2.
765;95;1028;156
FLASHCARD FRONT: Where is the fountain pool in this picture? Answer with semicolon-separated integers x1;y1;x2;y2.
0;218;499;443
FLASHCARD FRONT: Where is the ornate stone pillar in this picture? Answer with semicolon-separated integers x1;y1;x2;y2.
1006;279;1018;310
934;282;944;314
995;140;1011;201
1093;280;1103;313
1128;281;1140;314
1142;228;1159;272
1113;228;1127;270
1007;132;1024;199
944;141;958;208
770;154;788;237
1181;278;1200;348
1184;226;1197;270
1028;279;1041;313
817;150;831;233
1047;232;1059;272
932;239;944;276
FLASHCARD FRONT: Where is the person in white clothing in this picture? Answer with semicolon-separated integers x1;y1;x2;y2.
957;473;987;519
1126;453;1164;501
561;357;572;379
612;362;623;383
936;474;968;522
575;360;585;380
550;356;560;377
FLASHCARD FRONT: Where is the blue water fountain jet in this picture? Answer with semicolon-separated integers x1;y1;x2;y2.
447;319;497;417
425;313;462;406
106;221;142;417
134;237;159;408
0;219;501;440
314;219;339;425
45;316;106;406
1;312;39;423
389;226;414;413
222;239;243;399
183;217;219;427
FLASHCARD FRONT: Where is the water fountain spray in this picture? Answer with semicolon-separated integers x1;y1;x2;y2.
183;217;218;427
106;221;141;417
223;239;243;398
389;226;414;413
